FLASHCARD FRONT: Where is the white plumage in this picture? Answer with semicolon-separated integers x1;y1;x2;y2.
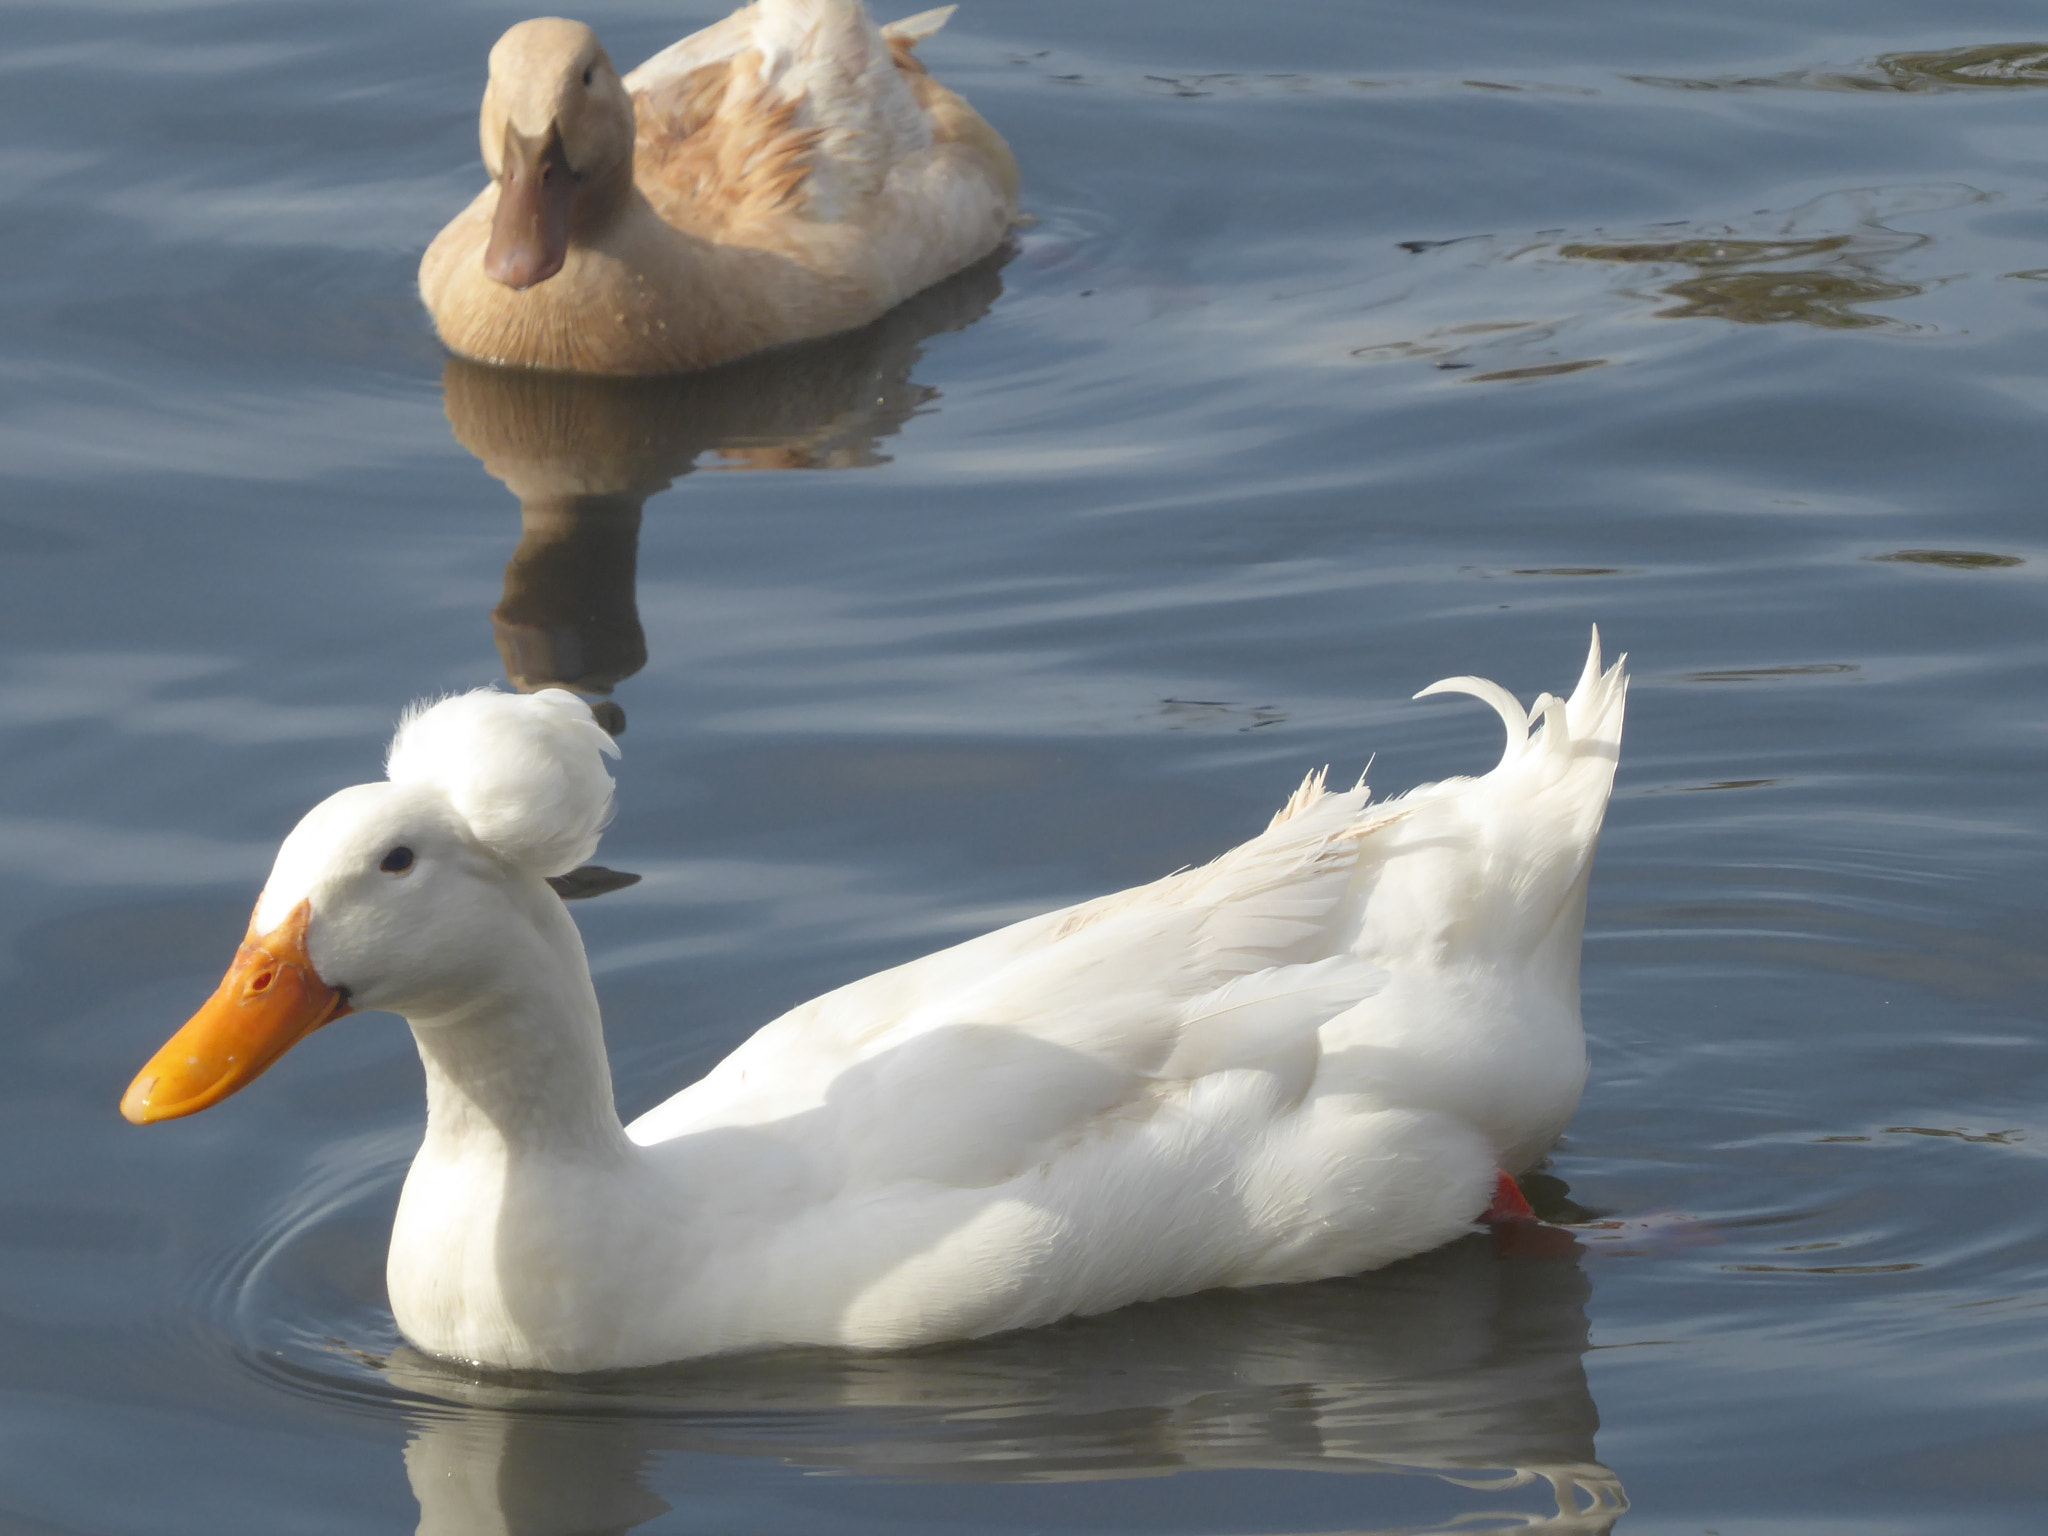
625;0;940;221
132;633;1626;1372
385;688;619;879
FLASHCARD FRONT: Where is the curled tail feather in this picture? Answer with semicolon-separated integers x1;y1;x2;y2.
1413;674;1532;772
1415;628;1627;776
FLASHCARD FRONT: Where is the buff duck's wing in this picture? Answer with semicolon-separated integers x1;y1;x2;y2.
625;0;942;231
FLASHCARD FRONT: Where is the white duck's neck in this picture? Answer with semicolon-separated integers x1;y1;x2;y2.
405;884;632;1167
389;883;681;1370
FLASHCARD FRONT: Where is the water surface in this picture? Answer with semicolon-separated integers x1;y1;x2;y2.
6;0;2048;1531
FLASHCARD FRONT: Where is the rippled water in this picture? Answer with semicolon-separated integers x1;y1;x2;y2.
7;0;2048;1530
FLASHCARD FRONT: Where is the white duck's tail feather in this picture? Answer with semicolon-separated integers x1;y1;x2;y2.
1563;623;1629;764
1339;628;1626;971
1413;628;1626;780
1412;674;1532;772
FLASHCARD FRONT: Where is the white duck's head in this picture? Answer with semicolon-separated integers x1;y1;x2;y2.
478;17;637;290
121;688;619;1124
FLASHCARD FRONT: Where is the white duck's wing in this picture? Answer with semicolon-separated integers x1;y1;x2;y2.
629;630;1627;1198
627;779;1389;1186
625;0;940;226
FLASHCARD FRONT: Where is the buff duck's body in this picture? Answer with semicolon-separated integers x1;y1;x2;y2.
420;0;1018;376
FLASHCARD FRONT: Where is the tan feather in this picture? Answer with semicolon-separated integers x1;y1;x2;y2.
419;0;1018;376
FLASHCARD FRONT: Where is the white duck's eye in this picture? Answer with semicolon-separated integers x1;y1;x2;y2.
381;846;416;875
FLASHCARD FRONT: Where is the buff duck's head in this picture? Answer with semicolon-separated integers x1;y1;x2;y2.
479;18;637;290
120;689;621;1124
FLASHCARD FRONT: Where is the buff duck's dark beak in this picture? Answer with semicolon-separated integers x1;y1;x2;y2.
485;121;576;290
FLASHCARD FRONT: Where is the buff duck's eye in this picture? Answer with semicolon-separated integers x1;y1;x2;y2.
582;64;594;86
381;846;415;875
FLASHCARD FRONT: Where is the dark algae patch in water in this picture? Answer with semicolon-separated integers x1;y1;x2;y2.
1870;549;2027;570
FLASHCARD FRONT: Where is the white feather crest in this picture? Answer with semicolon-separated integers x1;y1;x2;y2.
385;688;620;878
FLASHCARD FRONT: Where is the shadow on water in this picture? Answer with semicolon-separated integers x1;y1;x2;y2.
440;250;1008;716
361;1236;1623;1535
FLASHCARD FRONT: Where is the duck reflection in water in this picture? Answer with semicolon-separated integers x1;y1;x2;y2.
392;1230;1624;1536
440;249;1008;724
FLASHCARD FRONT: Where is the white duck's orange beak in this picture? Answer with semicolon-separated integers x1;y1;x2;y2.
120;899;352;1125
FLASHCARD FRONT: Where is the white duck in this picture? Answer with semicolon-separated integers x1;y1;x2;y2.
122;635;1626;1373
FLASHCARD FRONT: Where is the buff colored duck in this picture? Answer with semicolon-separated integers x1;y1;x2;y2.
418;0;1018;375
122;635;1626;1373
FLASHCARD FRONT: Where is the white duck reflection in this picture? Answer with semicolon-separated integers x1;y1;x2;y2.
391;1231;1624;1536
440;249;1007;720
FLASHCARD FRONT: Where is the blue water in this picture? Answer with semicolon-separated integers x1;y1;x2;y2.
6;0;2048;1530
